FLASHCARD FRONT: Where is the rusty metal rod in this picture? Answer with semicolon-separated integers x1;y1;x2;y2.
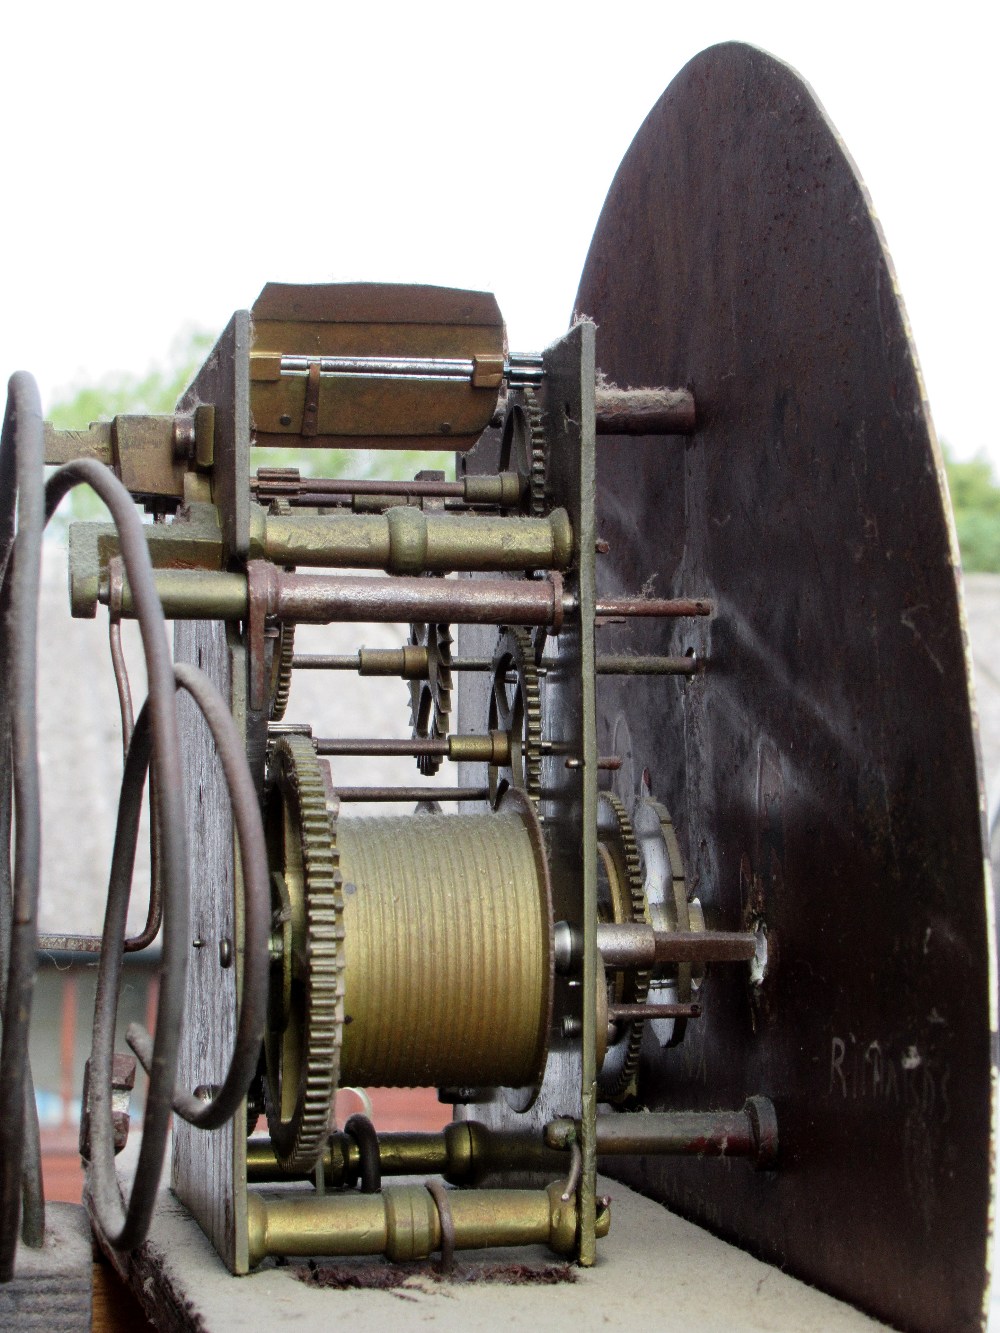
277;488;524;513
274;569;566;628
291;650;429;673
293;494;370;509
318;737;449;756
267;476;466;498
100;567;566;627
334;786;491;803
596;923;757;968
291;653;693;674
594;385;696;435
101;566;711;629
315;732;509;764
596;654;699;675
37;933;104;955
290;653;551;679
608;1002;701;1020
289;495;484;512
595;597;712;618
255;473;523;506
292;653;363;670
544;1098;777;1168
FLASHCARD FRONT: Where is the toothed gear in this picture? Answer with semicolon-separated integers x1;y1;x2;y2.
499;390;548;514
269;622;295;722
267;498;296;723
408;622;453;776
524;387;547;516
597;792;651;1101
488;626;542;804
646;798;695;1050
263;733;344;1172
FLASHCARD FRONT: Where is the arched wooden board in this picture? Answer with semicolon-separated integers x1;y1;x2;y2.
577;42;995;1333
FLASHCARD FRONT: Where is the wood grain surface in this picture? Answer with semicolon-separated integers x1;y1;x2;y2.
170;621;247;1273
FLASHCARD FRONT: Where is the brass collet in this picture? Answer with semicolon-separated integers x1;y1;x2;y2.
256;504;574;574
246;1181;608;1268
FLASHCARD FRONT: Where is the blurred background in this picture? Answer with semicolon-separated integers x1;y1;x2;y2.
5;0;998;1319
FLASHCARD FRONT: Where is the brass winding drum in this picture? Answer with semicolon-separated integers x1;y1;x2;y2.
338;793;553;1089
265;737;553;1128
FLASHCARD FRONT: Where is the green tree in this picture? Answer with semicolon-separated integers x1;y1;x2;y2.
47;328;216;524
47;326;217;429
942;447;1000;574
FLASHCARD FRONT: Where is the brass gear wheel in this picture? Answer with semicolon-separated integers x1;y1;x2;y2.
269;621;295;722
499;389;547;514
263;733;344;1172
597;792;651;1101
525;387;547;516
488;626;542;804
408;621;453;775
267;497;295;723
635;797;696;1049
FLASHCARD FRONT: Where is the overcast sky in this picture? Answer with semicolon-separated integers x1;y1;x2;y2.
2;3;996;463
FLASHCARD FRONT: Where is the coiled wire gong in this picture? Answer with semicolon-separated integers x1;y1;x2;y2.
577;41;995;1333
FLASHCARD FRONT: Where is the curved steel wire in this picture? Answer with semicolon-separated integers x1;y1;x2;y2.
33;553;165;958
0;383;270;1272
343;1114;382;1194
425;1178;456;1276
108;552;164;956
1;424;263;1273
19;1076;43;1248
0;373;46;1275
124;661;270;1130
39;457;190;1253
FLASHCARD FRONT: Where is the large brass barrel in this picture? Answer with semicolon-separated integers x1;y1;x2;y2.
337;793;552;1089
